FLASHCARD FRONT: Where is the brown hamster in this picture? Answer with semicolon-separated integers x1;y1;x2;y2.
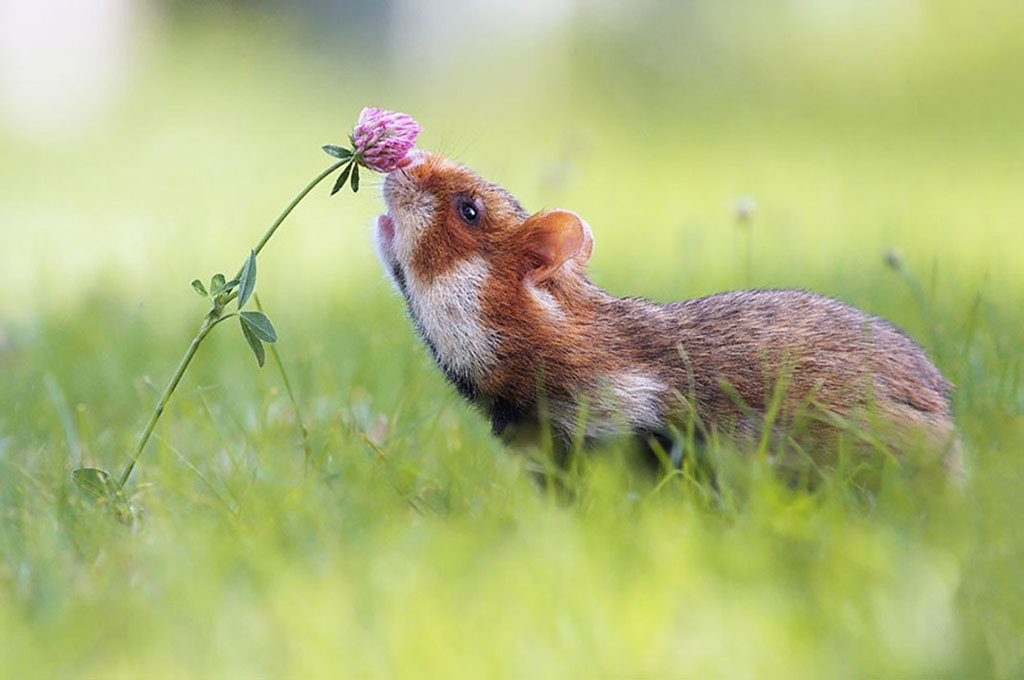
374;151;962;477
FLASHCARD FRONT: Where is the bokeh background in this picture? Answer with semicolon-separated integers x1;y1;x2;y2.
4;0;1023;315
2;0;1022;676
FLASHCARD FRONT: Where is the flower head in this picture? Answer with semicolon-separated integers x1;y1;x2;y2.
351;107;421;173
323;107;422;195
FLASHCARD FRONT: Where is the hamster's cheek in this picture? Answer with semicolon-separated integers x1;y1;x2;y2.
408;208;485;284
383;189;435;268
391;202;435;267
382;173;437;264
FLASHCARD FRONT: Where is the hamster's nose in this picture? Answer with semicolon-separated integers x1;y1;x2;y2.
396;149;426;171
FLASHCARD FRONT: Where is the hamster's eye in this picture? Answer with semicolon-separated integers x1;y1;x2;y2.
458;200;479;225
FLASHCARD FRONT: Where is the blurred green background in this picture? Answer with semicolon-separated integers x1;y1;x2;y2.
1;1;1022;677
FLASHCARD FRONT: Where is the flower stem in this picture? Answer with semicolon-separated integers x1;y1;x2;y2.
118;159;348;489
118;313;219;488
254;293;314;472
252;159;348;259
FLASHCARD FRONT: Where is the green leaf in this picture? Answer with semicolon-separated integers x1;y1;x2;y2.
71;467;135;525
72;467;116;501
239;310;277;343
330;163;352;196
322;145;353;160
210;273;227;295
237;250;257;309
191;279;207;297
240;319;265;367
351;163;360;193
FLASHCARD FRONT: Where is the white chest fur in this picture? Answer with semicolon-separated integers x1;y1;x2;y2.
405;256;497;381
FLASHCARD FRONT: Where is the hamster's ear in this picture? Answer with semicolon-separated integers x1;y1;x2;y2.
521;210;594;283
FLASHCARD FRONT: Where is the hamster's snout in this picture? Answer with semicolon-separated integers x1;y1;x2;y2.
382;150;431;220
399;149;426;169
379;150;439;270
384;150;426;190
382;155;417;206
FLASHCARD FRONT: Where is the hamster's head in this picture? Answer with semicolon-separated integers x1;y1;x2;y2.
376;151;593;288
374;151;594;387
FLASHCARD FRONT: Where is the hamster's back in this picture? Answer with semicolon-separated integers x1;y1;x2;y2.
655;289;959;472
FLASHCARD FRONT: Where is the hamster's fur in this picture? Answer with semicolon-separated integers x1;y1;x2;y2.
374;151;962;478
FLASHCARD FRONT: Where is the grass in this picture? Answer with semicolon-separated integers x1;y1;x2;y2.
2;8;1023;677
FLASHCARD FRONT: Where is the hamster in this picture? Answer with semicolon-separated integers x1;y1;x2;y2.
374;151;962;478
